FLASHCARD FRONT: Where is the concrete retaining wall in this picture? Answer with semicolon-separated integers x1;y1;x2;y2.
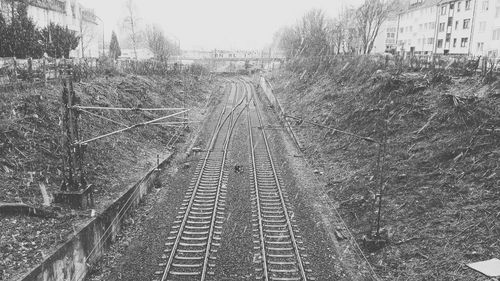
19;154;174;281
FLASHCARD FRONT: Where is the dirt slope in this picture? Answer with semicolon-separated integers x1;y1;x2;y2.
0;73;218;280
268;65;500;280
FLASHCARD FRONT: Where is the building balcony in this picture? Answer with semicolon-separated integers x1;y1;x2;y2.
81;8;97;24
28;0;66;13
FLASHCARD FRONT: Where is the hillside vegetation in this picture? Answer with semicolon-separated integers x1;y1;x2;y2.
268;57;500;280
0;72;216;279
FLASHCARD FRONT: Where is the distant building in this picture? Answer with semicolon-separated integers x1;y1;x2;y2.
396;0;440;55
211;49;284;60
372;16;399;53
119;48;155;60
0;0;100;58
374;0;500;56
471;0;500;57
179;50;212;60
435;0;476;55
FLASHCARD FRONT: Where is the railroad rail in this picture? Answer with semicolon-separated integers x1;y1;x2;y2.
245;81;314;281
156;80;248;281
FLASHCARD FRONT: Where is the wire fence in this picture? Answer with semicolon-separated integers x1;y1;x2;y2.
0;57;208;87
285;53;500;77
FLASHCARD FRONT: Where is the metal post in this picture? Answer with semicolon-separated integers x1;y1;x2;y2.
28;57;33;82
43;57;47;86
375;118;388;237
12;58;17;83
60;71;84;192
61;78;73;191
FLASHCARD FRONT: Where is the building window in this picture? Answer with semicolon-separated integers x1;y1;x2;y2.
463;19;470;29
460;37;468;47
479;21;487;32
450;3;455;9
448;17;453;26
455;20;459;29
439;22;445;32
400;27;404;33
496;7;500;17
428;38;435;44
441;6;447;14
457;1;461;11
477;42;484;51
493;28;500;40
466;0;471;9
437;39;443;48
482;0;489;11
453;38;457;47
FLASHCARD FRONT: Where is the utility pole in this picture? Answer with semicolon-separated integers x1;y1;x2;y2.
78;5;84;58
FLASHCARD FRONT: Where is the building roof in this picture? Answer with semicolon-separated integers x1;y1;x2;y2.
437;0;459;5
401;0;441;13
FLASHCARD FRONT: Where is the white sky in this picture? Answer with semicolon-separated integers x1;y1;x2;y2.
79;0;363;50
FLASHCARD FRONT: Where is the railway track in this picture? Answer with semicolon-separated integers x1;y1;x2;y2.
156;80;248;281
156;78;313;280
245;82;314;281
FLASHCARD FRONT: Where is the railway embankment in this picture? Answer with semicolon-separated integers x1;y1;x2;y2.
266;62;500;280
0;73;218;280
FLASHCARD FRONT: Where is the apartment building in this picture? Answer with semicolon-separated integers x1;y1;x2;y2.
375;0;500;56
396;0;440;54
0;0;100;58
372;16;399;53
435;0;476;54
472;0;500;57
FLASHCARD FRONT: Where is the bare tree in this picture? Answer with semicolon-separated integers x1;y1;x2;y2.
342;8;362;54
356;0;395;54
123;0;140;59
145;24;174;61
274;26;301;59
327;19;343;55
275;10;329;59
297;9;329;58
80;20;97;57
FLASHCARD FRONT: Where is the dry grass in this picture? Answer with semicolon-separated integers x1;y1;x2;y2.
0;72;217;280
269;61;500;280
